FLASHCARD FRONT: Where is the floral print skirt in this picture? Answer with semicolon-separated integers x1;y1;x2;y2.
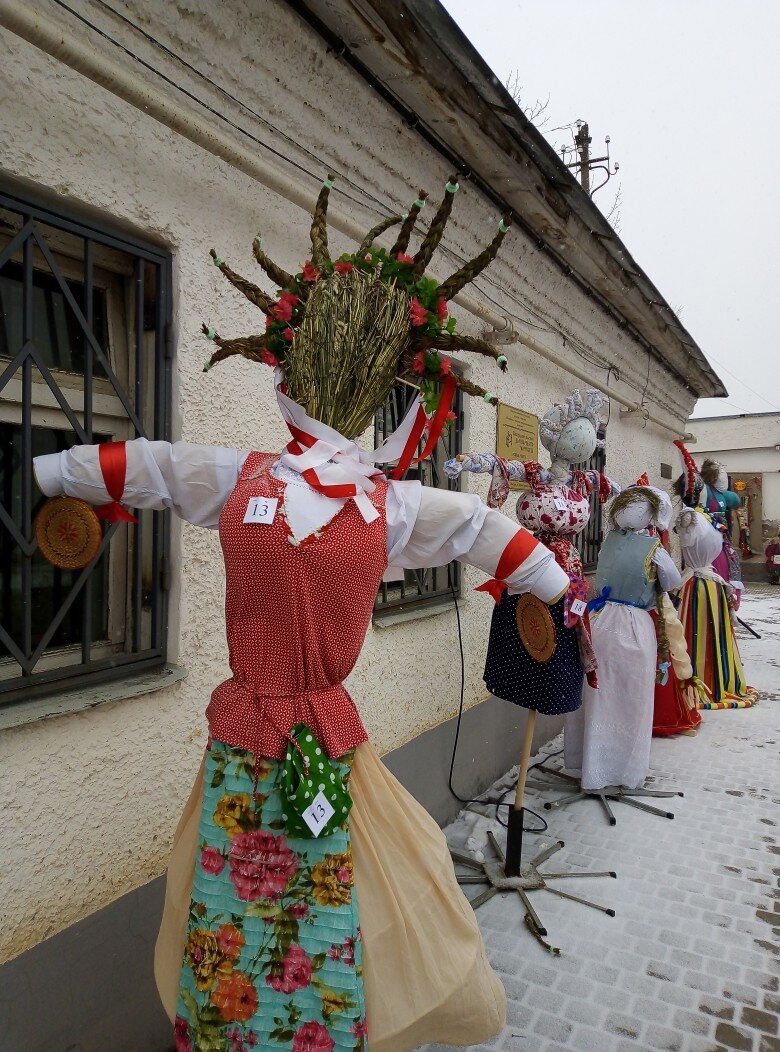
175;739;366;1052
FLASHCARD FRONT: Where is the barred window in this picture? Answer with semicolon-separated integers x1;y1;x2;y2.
575;436;606;572
0;185;172;706
374;381;463;614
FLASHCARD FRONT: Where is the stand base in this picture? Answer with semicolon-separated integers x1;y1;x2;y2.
527;764;683;824
452;829;616;952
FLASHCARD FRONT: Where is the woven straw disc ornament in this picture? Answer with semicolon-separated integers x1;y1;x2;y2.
35;496;102;570
515;593;556;663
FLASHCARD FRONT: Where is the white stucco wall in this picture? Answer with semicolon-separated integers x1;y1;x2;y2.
691;414;780;525
0;0;696;961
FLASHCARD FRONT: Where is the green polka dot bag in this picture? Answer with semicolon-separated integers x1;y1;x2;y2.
280;722;353;838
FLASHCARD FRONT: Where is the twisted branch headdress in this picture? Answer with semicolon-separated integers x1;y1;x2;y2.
203;175;512;438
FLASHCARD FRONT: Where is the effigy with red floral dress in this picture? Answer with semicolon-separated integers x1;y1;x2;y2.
33;176;570;1052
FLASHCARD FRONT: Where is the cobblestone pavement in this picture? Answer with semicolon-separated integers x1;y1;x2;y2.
423;585;779;1052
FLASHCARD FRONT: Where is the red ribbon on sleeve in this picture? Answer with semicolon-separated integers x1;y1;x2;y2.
96;441;137;523
475;526;540;603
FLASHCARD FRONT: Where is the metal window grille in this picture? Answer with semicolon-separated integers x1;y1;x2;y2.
575;439;606;572
374;381;463;614
0;184;172;705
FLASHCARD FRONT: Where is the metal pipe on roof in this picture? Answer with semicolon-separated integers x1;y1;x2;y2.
0;0;690;439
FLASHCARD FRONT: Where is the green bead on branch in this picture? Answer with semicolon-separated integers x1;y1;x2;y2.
389;190;428;256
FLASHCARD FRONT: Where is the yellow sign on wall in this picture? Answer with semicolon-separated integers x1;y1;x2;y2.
496;403;539;491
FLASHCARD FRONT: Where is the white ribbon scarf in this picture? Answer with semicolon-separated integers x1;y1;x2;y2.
274;369;422;523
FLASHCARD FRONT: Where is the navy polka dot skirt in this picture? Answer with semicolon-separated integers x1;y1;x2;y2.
483;593;584;715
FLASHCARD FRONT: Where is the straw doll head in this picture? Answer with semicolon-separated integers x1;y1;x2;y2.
203;175;513;438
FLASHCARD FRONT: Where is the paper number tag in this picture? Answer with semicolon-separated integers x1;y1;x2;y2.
570;598;587;617
774;555;780;565
301;791;336;837
244;496;278;525
553;497;568;512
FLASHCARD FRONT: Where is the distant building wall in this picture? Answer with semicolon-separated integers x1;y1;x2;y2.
690;414;780;535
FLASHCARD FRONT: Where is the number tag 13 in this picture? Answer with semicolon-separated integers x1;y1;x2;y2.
301;791;336;837
244;496;278;525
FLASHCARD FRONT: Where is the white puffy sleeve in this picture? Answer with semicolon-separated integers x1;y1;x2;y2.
652;546;682;592
33;438;249;528
386;481;569;603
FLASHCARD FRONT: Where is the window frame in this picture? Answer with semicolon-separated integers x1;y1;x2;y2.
373;379;464;616
575;437;607;572
0;183;173;706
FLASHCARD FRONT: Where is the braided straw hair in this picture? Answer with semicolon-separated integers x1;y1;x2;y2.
389;191;427;256
204;174;514;436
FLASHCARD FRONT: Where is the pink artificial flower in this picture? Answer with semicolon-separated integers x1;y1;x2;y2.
201;845;225;875
396;253;414;264
292;1020;335;1052
283;327;294;341
288;902;309;919
174;1016;192;1052
439;356;452;376
301;260;321;283
411;350;426;375
335;261;353;274
228;830;298;902
266;943;312;994
364;253;372;262
436;298;448;322
337;866;351;884
261;348;279;368
328;945;342;960
409;297;429;327
447;410;457;422
271;292;298;321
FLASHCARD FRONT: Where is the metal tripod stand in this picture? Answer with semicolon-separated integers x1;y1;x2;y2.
452;824;616;951
450;713;616;950
527;763;683;825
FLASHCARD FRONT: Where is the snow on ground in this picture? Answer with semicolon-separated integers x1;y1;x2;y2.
423;584;779;1052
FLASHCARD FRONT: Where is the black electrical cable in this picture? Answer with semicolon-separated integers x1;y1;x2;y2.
446;582;556;835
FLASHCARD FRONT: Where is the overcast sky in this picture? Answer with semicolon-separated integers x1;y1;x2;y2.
442;0;780;419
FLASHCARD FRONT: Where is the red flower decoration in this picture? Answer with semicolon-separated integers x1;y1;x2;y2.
335;261;353;274
266;943;312;994
446;410;457;422
283;327;294;341
174;1016;192;1052
301;260;320;283
409;297;429;327
396;253;414;264
412;351;426;375
439;356;452;376
436;298;448;322
265;315;274;330
201;845;225;875
292;1021;335;1052
261;348;279;368
227;830;298;901
271;299;294;322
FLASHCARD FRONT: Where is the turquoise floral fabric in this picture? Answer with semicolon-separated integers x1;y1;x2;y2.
175;739;367;1052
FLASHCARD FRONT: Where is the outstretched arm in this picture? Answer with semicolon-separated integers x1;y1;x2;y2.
33;438;248;528
386;482;569;602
